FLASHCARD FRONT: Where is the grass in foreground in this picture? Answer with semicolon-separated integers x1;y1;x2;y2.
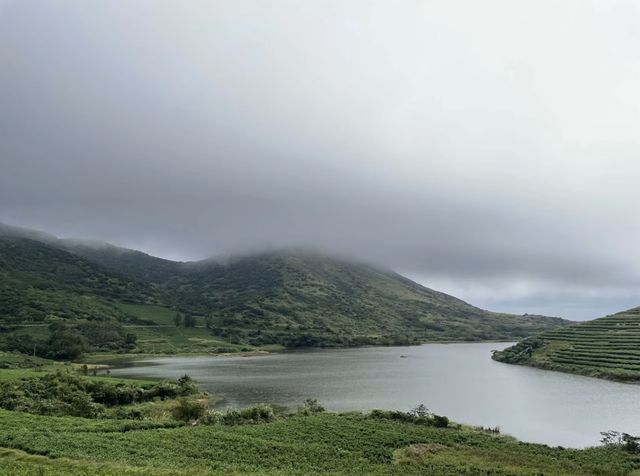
1;409;639;475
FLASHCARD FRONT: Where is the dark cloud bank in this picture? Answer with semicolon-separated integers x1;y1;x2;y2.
1;0;639;319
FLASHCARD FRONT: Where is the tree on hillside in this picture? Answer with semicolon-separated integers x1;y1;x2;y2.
174;312;182;327
183;314;196;328
205;313;214;330
47;322;88;360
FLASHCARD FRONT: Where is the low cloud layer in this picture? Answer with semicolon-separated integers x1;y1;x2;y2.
1;0;640;319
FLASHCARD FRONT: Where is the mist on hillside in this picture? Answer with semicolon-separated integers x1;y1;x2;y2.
1;1;640;319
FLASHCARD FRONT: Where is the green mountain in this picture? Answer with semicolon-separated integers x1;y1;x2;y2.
58;239;182;283
492;307;640;381
0;234;156;323
0;223;570;354
152;250;569;346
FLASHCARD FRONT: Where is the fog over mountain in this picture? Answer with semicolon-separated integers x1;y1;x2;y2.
1;0;639;319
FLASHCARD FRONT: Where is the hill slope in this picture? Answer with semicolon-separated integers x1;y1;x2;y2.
0;235;156;323
492;307;640;381
156;250;569;346
0;223;570;352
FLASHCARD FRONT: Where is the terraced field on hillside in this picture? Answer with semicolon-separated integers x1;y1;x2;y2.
492;307;640;381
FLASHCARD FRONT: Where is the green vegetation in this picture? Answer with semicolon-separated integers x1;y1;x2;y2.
1;404;639;475
152;251;570;345
5;321;136;360
0;368;198;418
4;216;632;473
121;325;252;354
0;224;571;358
116;303;178;326
0;360;638;475
493;307;640;381
0;235;155;324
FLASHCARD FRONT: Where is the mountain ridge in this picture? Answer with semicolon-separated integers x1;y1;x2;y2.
0;223;571;353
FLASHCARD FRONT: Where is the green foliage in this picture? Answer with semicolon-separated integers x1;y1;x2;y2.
121;325;250;354
494;307;640;381
0;409;637;475
368;406;449;428
205;313;214;330
171;397;206;422
297;398;325;415
158;251;570;346
0;369;197;417
115;303;177;325
204;404;276;426
601;431;640;454
0;226;571;357
492;337;545;364
431;414;450;428
0;236;155;324
183;313;196;328
77;320;137;351
47;322;89;360
177;374;198;394
0;351;51;370
7;323;88;360
6;321;135;360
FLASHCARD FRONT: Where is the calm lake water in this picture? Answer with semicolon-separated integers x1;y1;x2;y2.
110;342;640;448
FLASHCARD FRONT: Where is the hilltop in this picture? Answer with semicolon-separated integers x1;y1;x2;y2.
0;223;570;356
492;307;640;381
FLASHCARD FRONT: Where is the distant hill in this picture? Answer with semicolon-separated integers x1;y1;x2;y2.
150;250;569;346
0;223;570;353
492;307;640;381
58;239;182;283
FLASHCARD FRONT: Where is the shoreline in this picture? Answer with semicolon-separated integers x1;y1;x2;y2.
82;339;516;364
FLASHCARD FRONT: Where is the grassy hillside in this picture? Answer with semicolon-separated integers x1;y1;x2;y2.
0;223;571;355
0;236;156;323
162;251;569;346
59;239;182;283
492;307;640;381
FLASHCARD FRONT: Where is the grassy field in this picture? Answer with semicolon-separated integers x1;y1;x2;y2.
123;325;252;354
493;307;640;381
2;303;283;357
0;351;156;385
1;409;639;475
117;303;181;326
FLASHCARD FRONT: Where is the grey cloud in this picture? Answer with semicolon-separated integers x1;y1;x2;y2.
1;0;640;319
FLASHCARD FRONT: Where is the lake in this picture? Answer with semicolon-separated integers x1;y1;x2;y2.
110;342;640;448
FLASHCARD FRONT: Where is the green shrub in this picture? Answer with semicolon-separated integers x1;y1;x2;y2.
171;398;206;422
0;370;198;418
201;410;223;425
238;404;275;423
432;414;449;428
201;405;275;426
113;407;145;420
298;398;325;415
369;407;449;428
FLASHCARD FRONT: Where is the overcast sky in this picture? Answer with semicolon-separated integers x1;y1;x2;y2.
1;0;640;320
